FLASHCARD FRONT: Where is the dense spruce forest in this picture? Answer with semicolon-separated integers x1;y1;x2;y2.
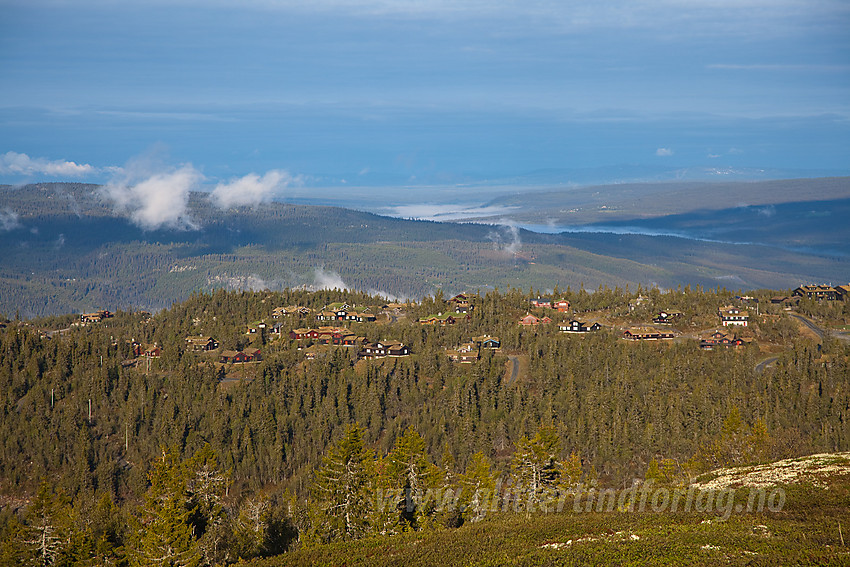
1;285;848;565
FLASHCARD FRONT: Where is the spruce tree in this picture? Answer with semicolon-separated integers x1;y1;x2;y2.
459;452;497;522
511;426;561;508
385;426;439;530
311;424;374;541
131;448;200;567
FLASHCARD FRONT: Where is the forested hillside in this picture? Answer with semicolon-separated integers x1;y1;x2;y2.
0;286;848;564
1;182;848;318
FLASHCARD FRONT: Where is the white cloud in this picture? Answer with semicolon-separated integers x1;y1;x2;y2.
756;205;776;217
367;288;412;302
0;208;21;232
487;222;522;255
389;203;518;221
656;147;674;157
312;267;348;290
0;151;95;177
211;170;294;208
102;162;203;230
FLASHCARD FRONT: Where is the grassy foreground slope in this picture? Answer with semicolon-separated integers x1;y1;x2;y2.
253;454;850;567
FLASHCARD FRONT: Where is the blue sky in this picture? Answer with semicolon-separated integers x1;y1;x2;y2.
1;0;849;192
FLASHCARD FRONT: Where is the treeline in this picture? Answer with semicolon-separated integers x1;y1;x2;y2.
0;286;848;564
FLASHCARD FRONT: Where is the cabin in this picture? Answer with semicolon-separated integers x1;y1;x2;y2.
719;306;749;327
220;350;248;364
185;336;219;352
793;284;840;301
272;305;311;318
244;348;262;362
530;297;553;309
359;341;410;359
629;295;649;312
622;328;674;340
345;311;377;323
472;335;501;349
446;342;480;363
128;340;143;358
340;334;365;347
246;322;267;335
554;299;570;312
559;320;602;333
519;314;552;326
81;310;112;323
450;294;474;313
220;349;262;364
316;310;347;322
699;330;750;350
302;345;330;361
143;345;161;358
419;312;469;325
289;327;364;346
289;328;312;340
652;311;683;325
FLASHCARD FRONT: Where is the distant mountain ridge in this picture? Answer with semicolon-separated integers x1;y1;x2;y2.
480;177;850;224
1;181;847;317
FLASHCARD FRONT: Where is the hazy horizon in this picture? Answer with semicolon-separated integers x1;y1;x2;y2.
2;0;848;194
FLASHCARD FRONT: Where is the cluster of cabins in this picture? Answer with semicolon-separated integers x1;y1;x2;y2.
520;297;604;334
272;305;311;318
288;326;410;360
315;302;377;323
419;312;471;325
358;341;410;359
699;330;751;350
128;340;162;360
289;326;365;347
418;294;475;324
530;297;571;312
184;335;263;364
100;284;849;371
185;301;402;365
622;304;751;345
272;302;379;323
560;320;603;333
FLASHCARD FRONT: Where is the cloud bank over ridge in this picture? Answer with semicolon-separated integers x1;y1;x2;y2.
101;157;203;230
0;151;95;178
211;170;297;208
